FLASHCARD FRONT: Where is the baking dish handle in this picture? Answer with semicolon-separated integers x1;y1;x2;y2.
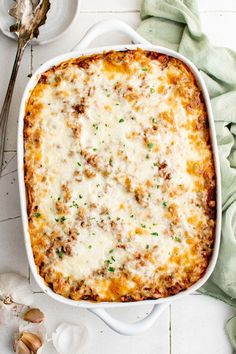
72;19;150;51
89;302;169;336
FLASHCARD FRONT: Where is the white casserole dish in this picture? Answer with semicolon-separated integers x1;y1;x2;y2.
17;20;222;336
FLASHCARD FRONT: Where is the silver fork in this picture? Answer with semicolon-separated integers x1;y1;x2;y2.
0;0;50;176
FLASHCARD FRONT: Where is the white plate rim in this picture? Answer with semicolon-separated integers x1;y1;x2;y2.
0;0;81;46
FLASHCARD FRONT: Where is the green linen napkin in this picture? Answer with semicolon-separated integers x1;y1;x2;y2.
137;0;236;348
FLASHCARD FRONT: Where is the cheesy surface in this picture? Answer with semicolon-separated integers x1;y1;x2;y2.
24;49;216;302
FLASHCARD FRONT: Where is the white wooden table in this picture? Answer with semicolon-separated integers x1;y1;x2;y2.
0;1;235;353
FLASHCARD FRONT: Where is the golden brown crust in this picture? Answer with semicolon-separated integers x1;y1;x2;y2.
24;49;216;302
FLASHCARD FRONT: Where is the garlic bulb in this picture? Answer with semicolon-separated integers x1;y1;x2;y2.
0;273;33;306
14;323;46;354
52;323;90;354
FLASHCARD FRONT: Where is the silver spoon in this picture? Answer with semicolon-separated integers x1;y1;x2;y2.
0;0;50;176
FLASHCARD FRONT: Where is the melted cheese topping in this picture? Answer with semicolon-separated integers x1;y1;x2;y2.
24;50;216;302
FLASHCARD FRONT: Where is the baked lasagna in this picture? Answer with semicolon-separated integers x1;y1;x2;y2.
24;49;216;302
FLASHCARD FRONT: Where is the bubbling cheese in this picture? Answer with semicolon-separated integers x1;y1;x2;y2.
24;49;216;302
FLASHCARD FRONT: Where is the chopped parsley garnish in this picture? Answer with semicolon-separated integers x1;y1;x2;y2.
141;224;146;228
150;87;155;94
152;117;157;123
106;252;116;268
147;142;154;149
156;185;160;189
58;250;64;259
77;162;81;167
153;162;158;167
55;216;66;223
92;148;97;151
93;123;99;130
119;118;125;123
163;201;168;207
108;267;115;272
175;237;181;242
104;88;110;97
116;217;121;221
130;214;134;218
105;91;110;97
88;245;92;249
72;201;79;208
151;232;159;236
34;212;41;218
57;197;61;201
146;244;150;249
78;194;83;199
142;67;148;72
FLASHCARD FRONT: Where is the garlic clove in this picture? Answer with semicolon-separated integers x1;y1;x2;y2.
19;322;47;347
0;273;33;306
14;323;46;354
23;308;44;323
14;339;31;354
52;322;90;354
20;331;42;352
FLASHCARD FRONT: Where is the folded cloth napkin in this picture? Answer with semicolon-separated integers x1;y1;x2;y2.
137;0;236;348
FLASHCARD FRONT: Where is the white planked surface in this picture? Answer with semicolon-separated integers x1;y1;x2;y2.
0;1;235;353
